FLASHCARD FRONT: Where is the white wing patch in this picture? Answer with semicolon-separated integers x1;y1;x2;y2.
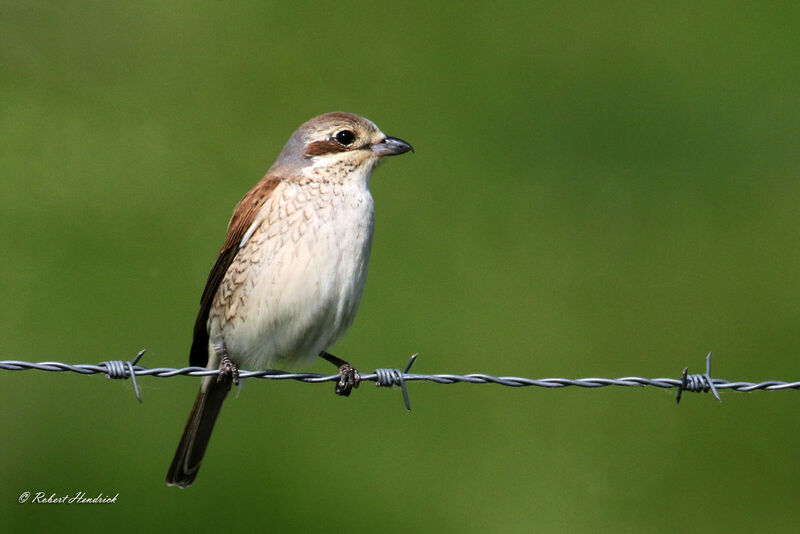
239;219;260;249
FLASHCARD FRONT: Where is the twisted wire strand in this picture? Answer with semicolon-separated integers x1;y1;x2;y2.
1;351;798;409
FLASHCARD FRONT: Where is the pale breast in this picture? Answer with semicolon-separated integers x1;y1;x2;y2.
208;179;375;370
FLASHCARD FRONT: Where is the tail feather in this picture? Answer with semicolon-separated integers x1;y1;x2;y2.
166;377;231;487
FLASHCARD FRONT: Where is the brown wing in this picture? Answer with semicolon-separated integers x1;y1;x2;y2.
189;175;282;367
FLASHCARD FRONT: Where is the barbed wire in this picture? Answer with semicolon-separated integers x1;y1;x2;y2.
1;351;798;410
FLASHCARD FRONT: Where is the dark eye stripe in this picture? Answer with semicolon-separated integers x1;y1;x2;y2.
304;140;348;157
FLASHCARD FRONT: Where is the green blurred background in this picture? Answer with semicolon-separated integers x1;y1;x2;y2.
2;1;799;532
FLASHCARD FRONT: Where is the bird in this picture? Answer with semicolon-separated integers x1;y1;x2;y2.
166;112;413;487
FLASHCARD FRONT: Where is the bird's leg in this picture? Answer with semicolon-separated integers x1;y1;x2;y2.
320;351;360;396
218;343;240;386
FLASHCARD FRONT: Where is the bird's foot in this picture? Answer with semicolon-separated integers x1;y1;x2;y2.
218;352;240;386
320;351;360;396
335;363;361;397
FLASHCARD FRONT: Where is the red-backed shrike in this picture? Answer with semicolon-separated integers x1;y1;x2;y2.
166;112;413;487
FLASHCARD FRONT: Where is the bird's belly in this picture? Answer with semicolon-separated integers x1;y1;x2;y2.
209;185;374;371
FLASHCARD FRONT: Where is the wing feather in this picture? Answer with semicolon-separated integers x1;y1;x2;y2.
189;176;282;367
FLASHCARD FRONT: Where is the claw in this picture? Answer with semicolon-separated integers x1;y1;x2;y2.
335;363;361;396
218;352;239;386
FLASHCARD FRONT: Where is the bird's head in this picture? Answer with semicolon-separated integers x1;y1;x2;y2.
270;112;413;180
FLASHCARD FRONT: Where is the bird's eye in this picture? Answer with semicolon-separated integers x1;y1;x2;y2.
334;130;356;146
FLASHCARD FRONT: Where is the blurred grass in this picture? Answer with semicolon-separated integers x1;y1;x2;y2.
2;1;800;532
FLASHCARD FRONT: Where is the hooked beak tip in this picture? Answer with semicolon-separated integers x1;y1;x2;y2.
371;136;414;157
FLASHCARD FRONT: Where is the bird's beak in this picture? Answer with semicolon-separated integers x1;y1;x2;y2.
371;136;414;157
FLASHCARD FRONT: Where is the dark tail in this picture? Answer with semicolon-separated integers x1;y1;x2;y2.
166;377;231;487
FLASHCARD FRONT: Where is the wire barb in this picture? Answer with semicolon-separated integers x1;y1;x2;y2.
676;352;721;404
100;349;146;403
373;353;419;411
